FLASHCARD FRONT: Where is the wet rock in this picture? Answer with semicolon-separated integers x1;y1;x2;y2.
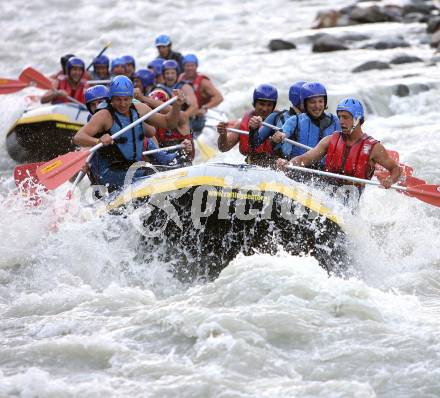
412;83;430;93
339;32;371;42
312;35;349;52
390;55;423;64
348;5;401;24
430;30;440;48
427;16;440;34
352;61;391;73
403;3;437;16
362;39;411;50
393;84;410;97
403;12;428;23
268;39;297;52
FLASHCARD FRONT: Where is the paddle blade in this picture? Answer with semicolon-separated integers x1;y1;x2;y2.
404;184;440;208
0;78;29;94
37;150;90;190
14;162;45;186
13;162;48;206
19;67;53;90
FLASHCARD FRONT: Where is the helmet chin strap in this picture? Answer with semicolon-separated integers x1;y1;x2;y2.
349;117;360;135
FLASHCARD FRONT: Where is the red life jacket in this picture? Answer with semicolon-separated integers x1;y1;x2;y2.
54;77;88;104
192;73;209;107
156;128;195;160
238;111;273;156
325;132;379;180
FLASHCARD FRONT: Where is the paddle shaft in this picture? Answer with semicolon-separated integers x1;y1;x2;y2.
226;127;311;151
261;121;312;150
53;89;87;108
143;144;182;156
86;42;112;71
87;80;111;85
286;165;440;199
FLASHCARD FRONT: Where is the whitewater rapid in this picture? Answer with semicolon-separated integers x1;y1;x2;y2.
1;0;440;397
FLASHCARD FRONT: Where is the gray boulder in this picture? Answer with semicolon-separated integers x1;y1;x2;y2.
390;55;423;64
393;84;410;97
312;35;349;52
268;39;297;52
352;61;391;73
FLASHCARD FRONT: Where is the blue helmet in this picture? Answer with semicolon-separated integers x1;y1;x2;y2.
111;57;125;71
253;84;278;106
288;81;307;108
85;85;109;104
155;34;171;47
300;82;327;108
182;54;198;66
162;59;180;73
109;75;134;98
121;55;136;67
336;98;364;121
93;55;110;68
134;69;155;88
148;58;165;76
66;57;85;74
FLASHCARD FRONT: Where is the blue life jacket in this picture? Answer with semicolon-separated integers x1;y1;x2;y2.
252;108;299;152
281;112;340;160
95;104;145;168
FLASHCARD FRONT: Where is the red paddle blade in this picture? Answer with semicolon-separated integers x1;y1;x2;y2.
37;150;90;190
0;78;29;94
13;162;48;206
14;162;45;186
404;184;440;208
19;67;53;90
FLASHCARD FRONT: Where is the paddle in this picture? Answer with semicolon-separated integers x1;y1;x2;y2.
286;164;440;208
226;127;311;150
85;42;112;71
36;96;178;190
0;79;30;94
87;80;111;85
143;143;183;156
19;67;87;109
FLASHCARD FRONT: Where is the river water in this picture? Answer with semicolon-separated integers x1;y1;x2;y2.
1;0;440;397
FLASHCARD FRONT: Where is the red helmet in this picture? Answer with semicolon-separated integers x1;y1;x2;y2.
149;89;169;102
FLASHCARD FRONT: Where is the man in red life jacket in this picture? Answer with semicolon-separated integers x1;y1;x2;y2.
50;53;75;80
41;57;88;105
217;84;278;166
277;97;401;191
179;54;223;134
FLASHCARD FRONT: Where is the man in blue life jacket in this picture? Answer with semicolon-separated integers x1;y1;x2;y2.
73;76;191;192
90;55;111;82
272;82;340;167
154;34;183;71
249;80;307;157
